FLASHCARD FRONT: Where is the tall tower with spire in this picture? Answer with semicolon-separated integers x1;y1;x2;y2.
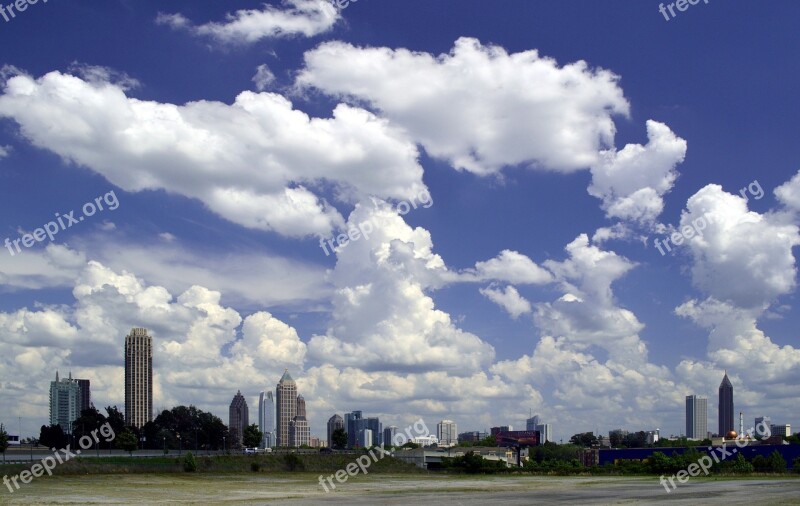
276;370;297;447
229;390;249;446
718;371;734;435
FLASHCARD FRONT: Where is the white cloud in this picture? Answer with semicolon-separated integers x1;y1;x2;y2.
774;169;800;212
252;64;276;91
459;250;553;285
157;0;339;44
308;201;494;374
588;120;686;224
0;144;10;158
479;285;531;319
679;183;800;309
0;69;426;238
297;37;630;175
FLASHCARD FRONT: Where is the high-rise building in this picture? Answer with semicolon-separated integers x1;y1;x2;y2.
327;414;344;448
297;395;306;418
345;411;362;448
76;379;91;415
718;372;734;435
289;416;310;447
358;428;373;448
276;370;298;447
49;371;80;432
685;395;708;439
755;416;771;438
437;420;458;447
383;426;398;447
259;391;275;448
124;328;153;428
526;415;551;445
229;390;249;446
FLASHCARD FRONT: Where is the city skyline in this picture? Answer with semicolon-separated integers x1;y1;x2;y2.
2;1;800;443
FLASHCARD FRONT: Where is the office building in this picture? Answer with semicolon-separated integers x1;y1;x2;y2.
527;415;551;445
76;379;91;415
259;391;275;448
686;395;708;439
458;431;488;444
718;372;734;435
437;420;458;447
383;426;398;447
229;390;249;446
327;414;344;448
491;426;511;436
754;416;770;438
289;416;310;447
770;423;791;438
345;411;362;448
124;327;153;428
358;428;373;448
276;370;298;447
49;371;80;432
297;395;306;418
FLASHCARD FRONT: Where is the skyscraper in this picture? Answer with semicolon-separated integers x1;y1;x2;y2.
229;390;249;446
718;372;734;435
259;391;275;448
437;420;458;447
345;410;362;448
49;371;80;432
526;414;551;445
685;395;708;439
296;395;306;418
327;414;344;448
383;425;398;447
76;379;91;415
124;328;153;428
276;370;298;447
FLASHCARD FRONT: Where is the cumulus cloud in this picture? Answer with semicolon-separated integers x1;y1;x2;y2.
460;250;553;285
297;37;630;175
480;285;531;319
588;120;686;224
492;235;680;431
157;0;339;44
672;174;800;408
0;69;426;238
309;201;494;374
774;169;800;212
679;183;800;309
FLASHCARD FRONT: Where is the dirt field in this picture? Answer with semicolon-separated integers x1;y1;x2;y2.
2;474;799;505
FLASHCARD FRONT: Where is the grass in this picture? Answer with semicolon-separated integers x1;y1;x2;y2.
0;453;425;476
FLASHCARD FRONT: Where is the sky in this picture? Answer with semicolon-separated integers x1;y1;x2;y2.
1;0;800;443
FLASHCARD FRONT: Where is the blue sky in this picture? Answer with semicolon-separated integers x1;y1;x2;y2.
1;0;800;442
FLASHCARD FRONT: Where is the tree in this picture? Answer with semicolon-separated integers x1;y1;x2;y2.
767;451;787;473
243;424;263;449
569;432;598;448
39;424;68;450
104;406;126;440
117;429;138;456
0;424;8;463
331;428;347;450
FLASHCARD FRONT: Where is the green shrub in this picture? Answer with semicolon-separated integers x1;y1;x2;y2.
283;453;304;471
183;452;197;472
251;461;260;472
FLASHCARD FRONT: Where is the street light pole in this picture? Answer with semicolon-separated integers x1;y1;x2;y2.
178;434;181;456
223;436;226;454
